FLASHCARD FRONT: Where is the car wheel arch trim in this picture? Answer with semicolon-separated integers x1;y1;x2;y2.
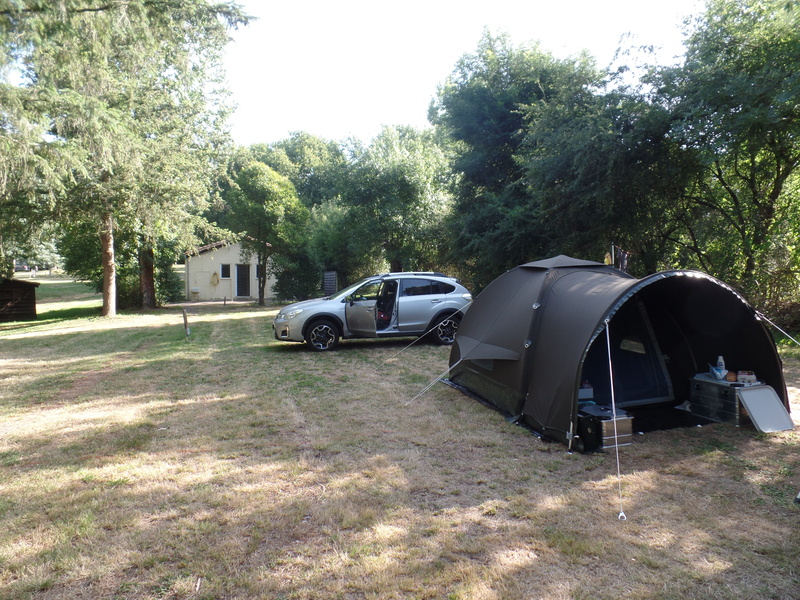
302;314;344;339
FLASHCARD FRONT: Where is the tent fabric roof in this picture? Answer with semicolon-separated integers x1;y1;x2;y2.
520;255;606;270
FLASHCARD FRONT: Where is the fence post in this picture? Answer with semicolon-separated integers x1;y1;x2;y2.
182;308;191;339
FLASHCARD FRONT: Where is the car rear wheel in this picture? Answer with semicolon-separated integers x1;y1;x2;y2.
305;319;340;351
430;314;460;345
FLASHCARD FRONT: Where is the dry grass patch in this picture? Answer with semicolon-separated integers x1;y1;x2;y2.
1;280;799;599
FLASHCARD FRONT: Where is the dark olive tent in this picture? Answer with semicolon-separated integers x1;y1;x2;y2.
447;256;790;451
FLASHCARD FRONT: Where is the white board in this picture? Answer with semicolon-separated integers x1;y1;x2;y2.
736;386;794;433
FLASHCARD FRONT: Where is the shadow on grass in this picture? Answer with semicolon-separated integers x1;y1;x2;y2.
38;305;102;321
0;306;101;333
265;336;436;354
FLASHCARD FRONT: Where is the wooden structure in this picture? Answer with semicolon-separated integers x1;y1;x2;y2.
0;278;40;322
184;241;275;302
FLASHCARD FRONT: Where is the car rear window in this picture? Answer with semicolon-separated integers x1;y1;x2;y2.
402;280;436;296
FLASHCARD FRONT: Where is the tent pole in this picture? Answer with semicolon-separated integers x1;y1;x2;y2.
605;319;627;521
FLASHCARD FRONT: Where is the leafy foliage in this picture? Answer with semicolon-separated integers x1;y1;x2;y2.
0;0;248;312
264;132;348;207
430;31;604;288
430;4;800;309
223;162;311;303
343;126;454;273
306;198;387;286
59;222;182;308
648;0;800;304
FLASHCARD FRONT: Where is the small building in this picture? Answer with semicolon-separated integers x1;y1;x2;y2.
0;278;40;322
184;241;275;302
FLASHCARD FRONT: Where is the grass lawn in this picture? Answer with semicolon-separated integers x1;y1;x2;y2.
1;277;799;599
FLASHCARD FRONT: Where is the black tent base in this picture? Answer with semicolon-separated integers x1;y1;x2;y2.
444;378;716;451
574;403;715;453
627;403;712;433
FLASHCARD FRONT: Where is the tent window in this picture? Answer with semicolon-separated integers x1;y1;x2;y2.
620;337;646;354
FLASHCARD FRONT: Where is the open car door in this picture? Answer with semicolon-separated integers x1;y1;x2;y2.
344;280;382;337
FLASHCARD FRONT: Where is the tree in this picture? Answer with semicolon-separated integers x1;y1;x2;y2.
261;132;348;207
59;222;183;307
0;1;249;313
219;139;351;299
306;198;387;286
519;86;699;275
650;0;800;302
224;162;309;305
344;125;453;273
430;31;603;288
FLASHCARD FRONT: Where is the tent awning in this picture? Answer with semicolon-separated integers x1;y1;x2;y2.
454;335;520;362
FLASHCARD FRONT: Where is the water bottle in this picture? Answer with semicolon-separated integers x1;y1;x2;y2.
716;355;725;370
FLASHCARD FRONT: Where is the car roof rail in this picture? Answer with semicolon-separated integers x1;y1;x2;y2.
379;272;449;278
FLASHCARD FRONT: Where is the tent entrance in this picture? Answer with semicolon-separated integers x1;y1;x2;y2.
580;298;674;408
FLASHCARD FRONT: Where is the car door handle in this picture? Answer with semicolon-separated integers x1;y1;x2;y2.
431;299;442;303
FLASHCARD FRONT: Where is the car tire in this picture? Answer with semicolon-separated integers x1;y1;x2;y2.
430;314;461;345
305;319;340;351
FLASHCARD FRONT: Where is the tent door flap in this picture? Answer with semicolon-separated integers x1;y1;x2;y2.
736;386;794;433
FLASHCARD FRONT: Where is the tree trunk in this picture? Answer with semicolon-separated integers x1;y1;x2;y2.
139;244;156;309
0;234;11;279
100;211;117;317
257;250;268;306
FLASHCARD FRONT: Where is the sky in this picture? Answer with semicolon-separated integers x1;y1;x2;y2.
222;0;705;147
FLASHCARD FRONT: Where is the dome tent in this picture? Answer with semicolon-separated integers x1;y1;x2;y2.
447;255;789;451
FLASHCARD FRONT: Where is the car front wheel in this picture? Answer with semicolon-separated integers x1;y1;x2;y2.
430;314;460;345
305;319;340;351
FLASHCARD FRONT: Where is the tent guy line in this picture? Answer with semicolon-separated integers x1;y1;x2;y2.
758;311;800;348
379;301;474;367
605;320;627;521
405;360;463;406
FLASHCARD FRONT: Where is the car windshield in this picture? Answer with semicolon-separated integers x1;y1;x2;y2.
327;278;379;301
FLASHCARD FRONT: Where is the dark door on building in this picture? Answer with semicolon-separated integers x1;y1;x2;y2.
236;264;250;297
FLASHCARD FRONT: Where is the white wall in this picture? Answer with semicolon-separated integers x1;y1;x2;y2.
185;243;275;301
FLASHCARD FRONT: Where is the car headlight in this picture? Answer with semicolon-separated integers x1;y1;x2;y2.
283;308;304;319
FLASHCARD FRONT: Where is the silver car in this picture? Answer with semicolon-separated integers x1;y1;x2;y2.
273;272;472;351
